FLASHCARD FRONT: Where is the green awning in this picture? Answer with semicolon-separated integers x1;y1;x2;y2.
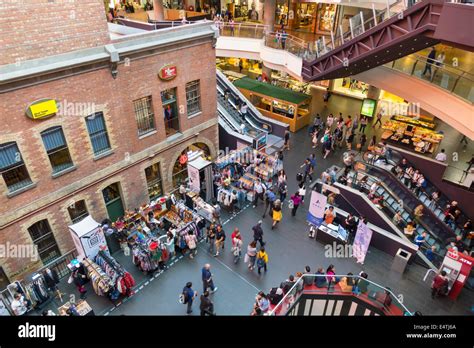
233;77;310;105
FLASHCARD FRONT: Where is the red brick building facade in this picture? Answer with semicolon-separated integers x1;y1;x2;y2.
0;2;219;283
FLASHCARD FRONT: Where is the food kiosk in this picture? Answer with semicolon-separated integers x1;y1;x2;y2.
233;77;311;132
381;115;443;154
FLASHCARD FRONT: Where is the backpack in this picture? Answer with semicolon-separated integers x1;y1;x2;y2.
180;288;189;304
257;258;265;268
268;287;283;305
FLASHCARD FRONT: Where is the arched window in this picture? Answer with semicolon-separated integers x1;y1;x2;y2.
67;200;89;223
27;220;61;264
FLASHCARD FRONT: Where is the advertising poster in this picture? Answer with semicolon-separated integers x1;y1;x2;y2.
353;221;373;264
306;191;327;227
187;164;200;191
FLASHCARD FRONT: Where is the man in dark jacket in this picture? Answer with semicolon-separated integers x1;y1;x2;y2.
43;268;60;291
183;282;196;314
199;291;215;316
202;264;217;293
252;221;265;247
262;188;276;218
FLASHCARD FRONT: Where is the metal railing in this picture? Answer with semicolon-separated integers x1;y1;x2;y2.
218;22;268;39
312;0;408;59
268;274;412;316
386;54;474;103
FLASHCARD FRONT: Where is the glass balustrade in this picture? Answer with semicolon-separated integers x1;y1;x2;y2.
269;274;412;316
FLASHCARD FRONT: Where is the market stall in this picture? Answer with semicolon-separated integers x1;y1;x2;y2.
69;216;108;260
233;77;311;132
381;115;443;154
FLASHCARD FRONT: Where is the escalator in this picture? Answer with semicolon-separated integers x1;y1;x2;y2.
361;163;457;254
302;0;474;81
216;70;273;136
335;167;441;268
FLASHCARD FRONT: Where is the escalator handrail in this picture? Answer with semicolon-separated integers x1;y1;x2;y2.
358;169;446;246
216;70;287;129
362;162;457;241
378;149;470;231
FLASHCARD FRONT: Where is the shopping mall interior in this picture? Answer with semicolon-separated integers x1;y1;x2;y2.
0;0;473;339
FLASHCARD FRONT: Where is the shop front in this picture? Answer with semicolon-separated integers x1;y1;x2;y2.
289;2;339;34
233;77;311;132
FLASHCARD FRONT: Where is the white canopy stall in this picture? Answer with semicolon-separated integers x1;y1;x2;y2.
69;216;108;260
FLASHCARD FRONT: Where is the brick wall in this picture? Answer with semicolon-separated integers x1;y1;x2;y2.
0;0;110;65
0;40;219;280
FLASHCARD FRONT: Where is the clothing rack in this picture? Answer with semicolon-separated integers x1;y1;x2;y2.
97;250;125;276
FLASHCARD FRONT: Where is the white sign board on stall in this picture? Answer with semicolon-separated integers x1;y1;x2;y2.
69;216;108;260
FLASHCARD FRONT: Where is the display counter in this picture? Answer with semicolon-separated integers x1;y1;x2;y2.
381;116;443;154
58;300;94;316
234;77;311;132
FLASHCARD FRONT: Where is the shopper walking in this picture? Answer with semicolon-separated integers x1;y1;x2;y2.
271;199;282;230
245;240;258;270
214;225;226;257
431;270;448;299
290;192;302;217
326;113;335;129
373;112;383;128
185;230;198;259
359;116;368;133
182;282;197;314
206;223;216;254
202;264;217;293
199;290;215;315
278;180;288;202
231;228;243;263
256;247;269;275
262;187;277;218
283;130;290;151
422;46;437;78
252;220;265;247
253;179;266;208
302;158;313;183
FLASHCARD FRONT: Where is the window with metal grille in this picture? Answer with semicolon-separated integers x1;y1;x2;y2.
67;200;89;224
41;126;74;174
0;142;33;193
145;163;163;200
133;96;156;136
27;220;61;264
85;112;111;156
185;80;201;116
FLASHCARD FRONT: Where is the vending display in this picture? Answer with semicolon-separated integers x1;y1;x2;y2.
440;249;474;300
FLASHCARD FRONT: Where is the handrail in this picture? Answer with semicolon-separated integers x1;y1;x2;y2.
268;274;412;316
314;0;408;57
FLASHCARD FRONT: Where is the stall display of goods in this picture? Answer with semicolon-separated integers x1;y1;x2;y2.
382;117;444;154
391;115;436;130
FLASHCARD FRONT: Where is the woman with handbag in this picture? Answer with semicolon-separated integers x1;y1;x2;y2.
271;200;282;230
244;241;258;271
231;229;243;264
256;247;269;275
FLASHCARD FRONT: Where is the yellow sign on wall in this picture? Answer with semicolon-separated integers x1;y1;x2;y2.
28;99;58;119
